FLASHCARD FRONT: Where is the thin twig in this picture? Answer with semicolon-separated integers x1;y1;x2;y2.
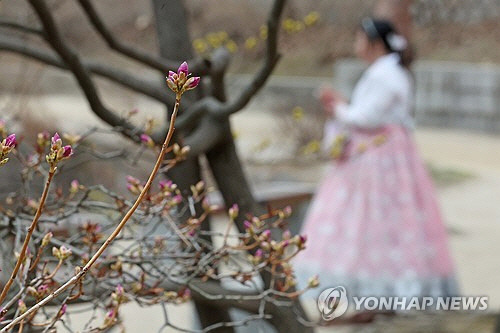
0;93;182;332
0;171;54;306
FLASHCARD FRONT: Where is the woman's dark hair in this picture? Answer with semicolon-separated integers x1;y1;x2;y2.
360;17;411;66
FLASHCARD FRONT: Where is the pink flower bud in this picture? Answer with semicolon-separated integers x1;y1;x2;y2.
181;288;191;298
299;235;307;244
261;229;271;239
255;249;263;258
4;133;16;148
185;76;200;90
42;232;53;246
70;179;80;194
244;220;252;230
60;303;67;315
116;284;124;296
177;61;189;76
172;194;182;204
51;132;61;146
106;309;115;318
61;145;73;158
282;230;291;240
228;203;239;219
140;134;155;148
37;284;49;294
126;175;140;185
159;180;176;193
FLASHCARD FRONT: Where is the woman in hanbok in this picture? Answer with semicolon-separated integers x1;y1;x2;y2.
294;18;457;310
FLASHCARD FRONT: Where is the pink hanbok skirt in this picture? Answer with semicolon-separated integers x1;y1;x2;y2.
294;125;457;298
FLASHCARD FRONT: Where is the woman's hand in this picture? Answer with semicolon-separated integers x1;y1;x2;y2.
319;86;347;117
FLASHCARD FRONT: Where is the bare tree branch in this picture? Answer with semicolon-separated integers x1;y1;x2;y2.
183;116;225;156
14;0;167;144
0;35;175;106
76;0;210;75
216;0;285;117
175;0;285;139
0;17;42;35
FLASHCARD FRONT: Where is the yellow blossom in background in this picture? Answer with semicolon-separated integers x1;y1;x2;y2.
373;134;387;146
259;25;268;40
193;38;208;54
304;11;320;26
216;31;228;42
292;106;304;121
302;140;320;155
206;32;223;48
282;18;296;33
225;40;238;53
294;21;305;32
356;142;368;153
245;37;258;50
252;138;272;153
330;134;347;159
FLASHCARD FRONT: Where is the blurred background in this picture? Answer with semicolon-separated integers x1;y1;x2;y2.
1;0;500;332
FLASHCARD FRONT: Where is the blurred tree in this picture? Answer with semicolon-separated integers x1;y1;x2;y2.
374;0;414;65
0;0;313;332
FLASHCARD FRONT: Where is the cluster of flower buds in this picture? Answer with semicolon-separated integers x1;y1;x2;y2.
46;133;73;172
0;133;16;167
228;204;239;220
163;288;191;304
166;62;200;95
82;221;103;245
57;304;67;317
278;206;292;220
152;179;182;208
52;245;72;261
111;284;129;304
17;300;27;314
243;216;266;235
126;175;144;195
102;308;117;328
69;179;82;195
249;248;264;265
201;198;220;214
27;284;50;299
36;131;50;154
292;234;307;250
189;180;205;199
172;143;190;161
110;258;123;274
41;232;53;247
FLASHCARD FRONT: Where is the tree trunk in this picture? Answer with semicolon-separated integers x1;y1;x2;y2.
206;123;314;333
151;1;235;331
150;1;312;331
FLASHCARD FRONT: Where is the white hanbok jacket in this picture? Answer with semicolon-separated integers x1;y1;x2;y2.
335;53;414;129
